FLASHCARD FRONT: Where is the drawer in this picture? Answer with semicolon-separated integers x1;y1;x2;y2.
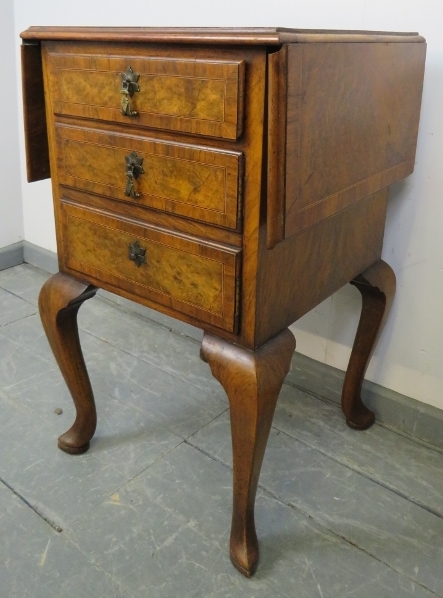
60;200;241;332
44;43;245;140
55;124;243;230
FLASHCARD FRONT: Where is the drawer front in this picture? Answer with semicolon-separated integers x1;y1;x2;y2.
55;125;242;230
45;44;244;140
60;201;240;332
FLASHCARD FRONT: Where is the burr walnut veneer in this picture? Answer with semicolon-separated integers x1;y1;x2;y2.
21;26;425;576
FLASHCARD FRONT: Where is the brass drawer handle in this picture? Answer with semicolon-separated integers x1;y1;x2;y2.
121;66;140;117
128;240;147;267
124;151;144;199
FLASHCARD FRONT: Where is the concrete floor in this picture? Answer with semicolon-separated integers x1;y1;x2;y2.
1;263;443;598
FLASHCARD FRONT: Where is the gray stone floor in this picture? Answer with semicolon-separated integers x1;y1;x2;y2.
1;264;443;598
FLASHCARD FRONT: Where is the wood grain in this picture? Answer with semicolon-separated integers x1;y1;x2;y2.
22;28;426;577
201;328;296;577
284;41;426;237
60;200;241;332
21;43;50;182
342;260;396;429
21;26;425;45
267;41;426;244
38;273;97;454
59;186;243;248
256;189;389;347
55;124;242;229
45;43;245;140
266;46;288;249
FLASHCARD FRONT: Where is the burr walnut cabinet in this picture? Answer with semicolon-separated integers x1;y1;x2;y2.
20;26;426;576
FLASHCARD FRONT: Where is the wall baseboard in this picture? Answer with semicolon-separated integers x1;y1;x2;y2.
3;241;441;450
0;242;24;271
286;352;443;451
23;241;58;274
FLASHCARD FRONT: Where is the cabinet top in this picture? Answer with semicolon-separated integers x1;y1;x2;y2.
20;26;425;45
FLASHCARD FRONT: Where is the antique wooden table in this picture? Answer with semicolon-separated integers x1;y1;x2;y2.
21;26;425;576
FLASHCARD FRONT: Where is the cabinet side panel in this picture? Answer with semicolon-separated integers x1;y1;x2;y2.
284;42;426;238
21;43;50;182
255;189;388;346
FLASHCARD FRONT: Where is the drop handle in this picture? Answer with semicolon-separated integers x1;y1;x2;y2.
124;151;144;199
121;66;140;117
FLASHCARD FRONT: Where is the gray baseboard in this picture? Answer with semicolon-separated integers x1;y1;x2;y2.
0;242;24;271
16;242;443;450
0;241;59;274
287;353;443;450
23;241;58;274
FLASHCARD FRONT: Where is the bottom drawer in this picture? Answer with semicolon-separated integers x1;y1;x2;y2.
59;200;241;332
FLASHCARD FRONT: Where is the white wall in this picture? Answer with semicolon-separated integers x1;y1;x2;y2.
12;0;443;408
0;0;23;249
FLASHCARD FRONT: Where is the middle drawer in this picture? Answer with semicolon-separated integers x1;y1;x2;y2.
55;124;243;230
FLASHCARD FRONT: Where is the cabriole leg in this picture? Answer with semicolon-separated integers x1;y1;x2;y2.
342;260;396;430
38;272;97;454
201;329;295;577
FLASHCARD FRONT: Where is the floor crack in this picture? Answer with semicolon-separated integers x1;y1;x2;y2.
272;423;443;521
185;439;443;598
0;476;63;533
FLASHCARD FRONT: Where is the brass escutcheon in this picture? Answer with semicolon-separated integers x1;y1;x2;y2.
128;240;147;267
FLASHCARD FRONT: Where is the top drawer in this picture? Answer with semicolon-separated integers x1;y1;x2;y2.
44;42;245;140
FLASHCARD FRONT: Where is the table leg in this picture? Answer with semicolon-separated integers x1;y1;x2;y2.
342;259;396;430
39;272;97;454
201;329;295;576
